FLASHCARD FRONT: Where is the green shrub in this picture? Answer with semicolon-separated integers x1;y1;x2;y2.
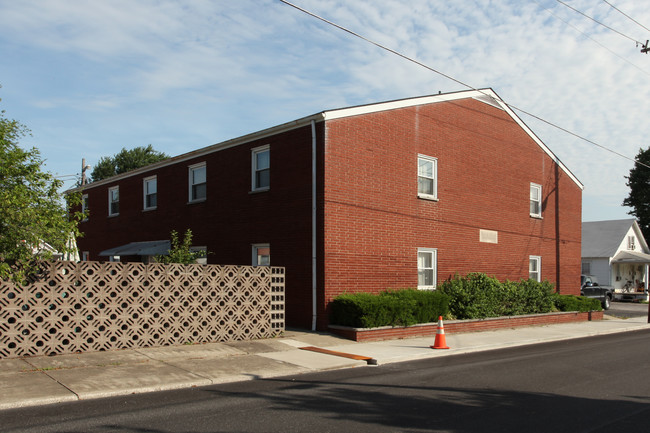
439;273;556;319
552;294;602;312
329;289;450;328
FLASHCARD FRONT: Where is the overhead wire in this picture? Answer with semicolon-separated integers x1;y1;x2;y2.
534;0;650;77
278;0;650;169
602;0;650;34
555;0;642;44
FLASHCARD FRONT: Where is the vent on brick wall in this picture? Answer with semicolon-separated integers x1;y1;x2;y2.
480;229;498;244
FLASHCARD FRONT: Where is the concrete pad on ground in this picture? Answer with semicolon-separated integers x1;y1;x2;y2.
0;357;34;374
45;360;212;400
0;371;76;410
23;349;150;370
165;354;310;384
224;339;296;354
136;342;245;361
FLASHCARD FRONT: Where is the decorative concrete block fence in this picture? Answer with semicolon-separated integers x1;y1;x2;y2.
0;261;285;359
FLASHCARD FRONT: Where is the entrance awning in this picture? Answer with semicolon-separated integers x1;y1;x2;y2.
611;250;650;264
99;240;170;256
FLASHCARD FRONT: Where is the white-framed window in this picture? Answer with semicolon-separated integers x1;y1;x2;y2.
529;256;541;282
530;183;542;218
418;155;438;200
143;176;157;210
252;244;270;266
628;236;636;250
188;163;206;202
252;145;270;191
417;248;437;289
81;194;89;221
581;262;591;275
108;186;119;216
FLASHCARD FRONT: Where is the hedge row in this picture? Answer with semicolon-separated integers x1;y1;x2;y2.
329;273;602;328
329;289;449;328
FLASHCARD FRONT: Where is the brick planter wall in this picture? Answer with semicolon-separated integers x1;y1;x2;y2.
328;311;603;342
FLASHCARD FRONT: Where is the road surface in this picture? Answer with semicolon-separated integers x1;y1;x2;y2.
3;329;650;433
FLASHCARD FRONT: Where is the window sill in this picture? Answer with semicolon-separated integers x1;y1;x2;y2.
417;286;437;291
143;207;157;212
530;214;543;220
188;198;206;205
417;194;439;202
108;214;119;218
250;187;270;195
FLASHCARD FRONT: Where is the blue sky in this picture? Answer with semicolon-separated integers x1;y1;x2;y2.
1;0;649;222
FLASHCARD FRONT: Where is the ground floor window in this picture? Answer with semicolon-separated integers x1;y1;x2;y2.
529;256;541;282
252;244;270;266
418;248;437;289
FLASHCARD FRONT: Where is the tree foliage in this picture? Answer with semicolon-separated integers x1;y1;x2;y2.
0;107;85;282
622;147;650;241
90;144;169;182
155;229;206;265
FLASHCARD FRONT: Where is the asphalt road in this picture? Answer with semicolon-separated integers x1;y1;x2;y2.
608;301;649;319
3;329;650;433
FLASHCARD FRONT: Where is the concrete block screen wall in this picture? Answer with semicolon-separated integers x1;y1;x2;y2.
0;261;285;359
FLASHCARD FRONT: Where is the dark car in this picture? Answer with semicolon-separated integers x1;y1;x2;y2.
580;274;613;310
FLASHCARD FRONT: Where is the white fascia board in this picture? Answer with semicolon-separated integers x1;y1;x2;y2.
68;113;325;193
322;89;491;121
323;88;583;191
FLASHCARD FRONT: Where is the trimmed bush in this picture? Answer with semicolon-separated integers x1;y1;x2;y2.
330;289;450;328
552;294;602;312
438;273;555;319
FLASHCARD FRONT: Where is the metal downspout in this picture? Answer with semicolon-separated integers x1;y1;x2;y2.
311;120;317;331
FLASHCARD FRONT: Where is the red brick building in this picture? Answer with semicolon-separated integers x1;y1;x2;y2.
73;89;583;329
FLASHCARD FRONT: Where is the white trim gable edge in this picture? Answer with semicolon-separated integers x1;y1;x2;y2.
68;88;583;193
323;88;583;190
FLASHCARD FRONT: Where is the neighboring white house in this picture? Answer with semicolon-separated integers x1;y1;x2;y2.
582;219;650;300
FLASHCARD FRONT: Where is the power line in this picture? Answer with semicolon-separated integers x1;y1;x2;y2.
535;0;650;77
279;0;650;170
602;0;650;34
555;0;643;44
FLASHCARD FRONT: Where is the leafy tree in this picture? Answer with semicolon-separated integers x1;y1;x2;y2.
622;147;650;241
155;229;206;264
0;106;85;282
90;144;169;182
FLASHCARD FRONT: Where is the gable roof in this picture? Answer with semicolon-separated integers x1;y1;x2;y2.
69;88;583;192
582;219;642;257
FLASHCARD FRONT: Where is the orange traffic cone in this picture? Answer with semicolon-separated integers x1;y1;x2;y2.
431;316;450;349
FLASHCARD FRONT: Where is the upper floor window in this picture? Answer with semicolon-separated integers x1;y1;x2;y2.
252;145;270;191
108;186;119;216
252;244;270;266
417;248;437;289
627;236;636;250
418;155;437;200
81;194;89;221
189;163;206;202
529;256;541;282
530;183;542;218
143;176;157;210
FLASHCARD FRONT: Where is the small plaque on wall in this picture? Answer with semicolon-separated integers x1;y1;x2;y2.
480;229;498;244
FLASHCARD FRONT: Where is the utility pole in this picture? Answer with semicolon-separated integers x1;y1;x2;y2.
81;158;91;186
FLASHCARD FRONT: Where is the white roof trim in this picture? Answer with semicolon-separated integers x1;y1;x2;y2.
323;88;583;190
69;88;582;192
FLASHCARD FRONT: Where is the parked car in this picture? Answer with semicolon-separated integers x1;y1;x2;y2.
580;274;613;310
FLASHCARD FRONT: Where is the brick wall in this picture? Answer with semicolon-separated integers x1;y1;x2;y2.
78;125;318;328
319;98;582;328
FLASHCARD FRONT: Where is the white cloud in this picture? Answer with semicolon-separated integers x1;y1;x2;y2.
1;0;649;220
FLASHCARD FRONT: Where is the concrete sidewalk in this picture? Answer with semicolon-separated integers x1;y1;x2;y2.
2;315;649;410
